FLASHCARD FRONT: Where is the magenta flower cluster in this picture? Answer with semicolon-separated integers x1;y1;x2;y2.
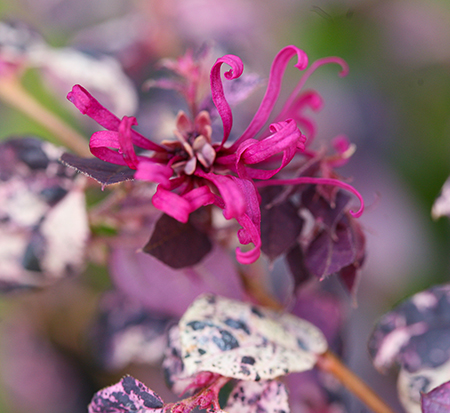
67;45;363;265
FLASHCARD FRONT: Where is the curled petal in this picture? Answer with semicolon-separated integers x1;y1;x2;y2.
229;45;308;151
238;119;305;165
118;116;139;169
235;214;262;264
182;186;216;211
134;161;173;185
195;171;246;220
236;119;305;180
230;177;262;264
151;185;215;223
256;177;364;218
210;55;244;148
279;57;348;120
68;85;164;152
68;84;121;130
90;130;128;166
152;187;191;223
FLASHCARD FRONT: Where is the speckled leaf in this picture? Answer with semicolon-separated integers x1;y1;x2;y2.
397;359;450;413
61;152;135;185
88;376;164;413
143;213;212;269
179;294;327;380
90;291;172;370
225;380;290;413
368;284;450;373
260;187;303;261
0;137;89;291
422;380;450;413
163;325;219;396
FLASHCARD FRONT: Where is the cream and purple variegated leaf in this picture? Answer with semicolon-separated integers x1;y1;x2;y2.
179;294;327;381
422;380;450;413
163;325;220;396
88;376;164;413
225;380;290;413
90;291;173;370
369;284;450;374
397;359;450;413
0;137;89;291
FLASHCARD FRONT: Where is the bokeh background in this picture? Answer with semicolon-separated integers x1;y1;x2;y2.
0;0;450;412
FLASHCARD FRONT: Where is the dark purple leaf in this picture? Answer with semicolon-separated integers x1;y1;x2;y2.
110;244;245;318
369;284;450;373
61;152;135;185
88;376;164;413
90;291;173;370
225;380;290;413
143;213;212;269
338;218;365;294
285;243;312;290
260;187;303;261
305;216;355;279
422;380;450;412
301;186;352;230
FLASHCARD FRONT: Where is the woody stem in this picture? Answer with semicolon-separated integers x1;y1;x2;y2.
316;350;395;413
240;271;395;413
0;76;90;156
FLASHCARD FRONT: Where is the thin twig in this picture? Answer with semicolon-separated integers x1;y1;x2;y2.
240;270;395;413
0;76;90;156
317;350;395;413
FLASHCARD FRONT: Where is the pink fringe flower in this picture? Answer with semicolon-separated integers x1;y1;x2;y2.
67;45;363;265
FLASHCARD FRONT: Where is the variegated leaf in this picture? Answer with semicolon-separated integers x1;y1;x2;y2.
179;294;327;381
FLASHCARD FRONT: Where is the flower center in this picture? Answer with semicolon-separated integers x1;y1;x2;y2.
162;110;216;176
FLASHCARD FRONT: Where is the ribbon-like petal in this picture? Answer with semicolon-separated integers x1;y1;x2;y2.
210;55;244;148
152;187;192;223
135;161;173;185
195;171;246;220
68;85;164;152
229;45;308;151
236;119;305;180
256;176;364;218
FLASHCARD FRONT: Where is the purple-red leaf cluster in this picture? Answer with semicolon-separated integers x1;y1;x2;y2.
143;213;212;268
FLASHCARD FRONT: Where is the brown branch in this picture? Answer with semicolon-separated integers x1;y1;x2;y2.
317;350;395;413
240;270;395;413
0;76;90;156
